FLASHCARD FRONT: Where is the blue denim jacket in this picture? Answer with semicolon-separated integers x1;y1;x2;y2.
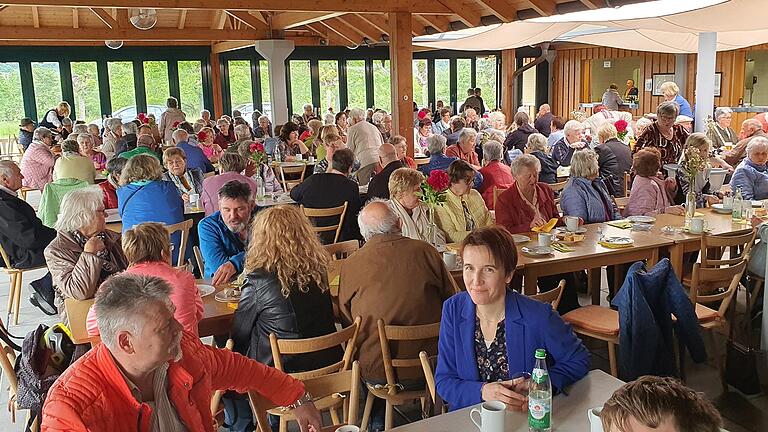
611;259;706;380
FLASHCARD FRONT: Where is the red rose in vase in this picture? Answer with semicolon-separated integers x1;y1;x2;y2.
426;170;450;192
614;119;629;140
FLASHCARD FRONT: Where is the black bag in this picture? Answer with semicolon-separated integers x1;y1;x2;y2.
725;340;761;395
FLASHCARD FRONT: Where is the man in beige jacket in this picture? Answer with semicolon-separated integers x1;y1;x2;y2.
346;108;383;185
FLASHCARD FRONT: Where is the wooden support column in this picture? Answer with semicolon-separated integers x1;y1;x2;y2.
210;51;224;118
388;11;414;156
501;48;516;121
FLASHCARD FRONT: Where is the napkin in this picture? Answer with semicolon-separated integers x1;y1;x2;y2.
551;243;575;253
606;220;633;229
531;218;559;233
598;241;633;249
329;275;340;286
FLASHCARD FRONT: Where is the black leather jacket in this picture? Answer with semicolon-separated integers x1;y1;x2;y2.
231;269;342;372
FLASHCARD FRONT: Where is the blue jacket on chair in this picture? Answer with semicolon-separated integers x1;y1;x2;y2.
435;291;590;411
611;258;706;380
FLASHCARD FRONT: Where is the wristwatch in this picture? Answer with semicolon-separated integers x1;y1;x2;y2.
289;391;313;410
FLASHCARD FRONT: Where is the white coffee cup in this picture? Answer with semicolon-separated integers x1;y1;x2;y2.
335;426;360;432
295;153;303;161
188;193;200;205
309;156;316;163
690;217;707;234
587;407;604;432
470;400;505;432
538;233;553;248
443;251;458;270
564;216;579;232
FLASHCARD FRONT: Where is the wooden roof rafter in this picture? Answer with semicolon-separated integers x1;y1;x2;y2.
579;0;604;9
305;22;352;47
177;8;187;29
316;19;361;46
476;0;517;22
416;14;451;33
357;13;389;36
0;26;266;40
225;10;268;30
527;0;556;16
435;0;481;27
334;13;382;42
89;7;118;28
271;12;343;30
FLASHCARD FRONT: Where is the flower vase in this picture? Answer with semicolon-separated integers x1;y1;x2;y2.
684;177;697;227
427;205;439;247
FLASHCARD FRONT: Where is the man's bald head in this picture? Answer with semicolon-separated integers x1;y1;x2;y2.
357;199;401;241
378;143;398;166
742;119;763;137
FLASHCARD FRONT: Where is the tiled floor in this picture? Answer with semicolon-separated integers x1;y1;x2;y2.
0;194;765;431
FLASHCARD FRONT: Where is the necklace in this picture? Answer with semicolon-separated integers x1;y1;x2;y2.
477;309;505;323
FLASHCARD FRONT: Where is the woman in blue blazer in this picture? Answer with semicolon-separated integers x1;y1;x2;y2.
435;226;590;411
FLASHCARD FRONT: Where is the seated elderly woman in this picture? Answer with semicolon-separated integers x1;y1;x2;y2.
496;154;560;233
162;147;204;203
114;121;138;156
446;128;481;170
234;140;283;194
503;112;538;153
53;139;96;184
551;120;587;167
420;134;483;189
277;122;309;161
526;133;558;184
390;135;417;169
198;126;223;162
594;122;632;197
77;133;107;171
388;167;446;246
707;107;737;150
214;118;236;148
100;117;123;159
43;186;129;323
624;148;684;217
117;154;185;261
730;136;768;200
20;127;56;191
435;160;493;243
415;119;433;155
435;225;590;411
635;101;689;167
98;157;126;209
560;149;621;223
674;133;723;208
478;140;513;210
86;222;203;337
201;152;257;215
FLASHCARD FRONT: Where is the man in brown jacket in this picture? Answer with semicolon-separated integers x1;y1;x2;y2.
724;119;766;166
338;199;457;431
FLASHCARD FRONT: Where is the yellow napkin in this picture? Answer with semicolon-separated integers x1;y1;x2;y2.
598;241;633;249
532;218;559;233
330;275;340;286
606;220;633;229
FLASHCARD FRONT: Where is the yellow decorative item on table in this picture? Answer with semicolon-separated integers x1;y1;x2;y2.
531;218;558;233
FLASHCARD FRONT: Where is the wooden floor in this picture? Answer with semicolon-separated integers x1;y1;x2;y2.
0;191;764;431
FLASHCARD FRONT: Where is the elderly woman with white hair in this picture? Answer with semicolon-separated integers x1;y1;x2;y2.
43;186;129;323
635;101;689;167
77;133;107;171
478;140;513;209
20;126;56;190
560;149;621;223
707;107;737;150
526;133;558;184
551;120;587;167
254;115;273;140
446;128;481;170
347;107;384;185
114;121;139;156
53;139;96;184
388;168;446;246
659;81;693;117
100;117;123;159
730;136;768;200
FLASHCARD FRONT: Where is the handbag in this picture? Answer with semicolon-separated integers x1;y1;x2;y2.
724;303;762;395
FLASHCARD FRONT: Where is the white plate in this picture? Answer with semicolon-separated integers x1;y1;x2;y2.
521;246;553;256
512;234;530;244
627;215;656;224
752;200;764;208
711;204;731;214
601;236;634;246
197;284;215;297
553;227;587;234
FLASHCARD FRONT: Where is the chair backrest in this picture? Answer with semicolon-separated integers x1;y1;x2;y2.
301;202;348;244
323;240;359;260
614;196;629;212
529;279;565;311
547;180;568;194
63;297;95;345
269;317;360;381
248;361;360;432
623;172;632;197
700;231;756;268
279;165;306;191
690;258;747;318
210;339;234;421
377;319;441;393
163;219;194;267
492;186;508;210
193;245;205;276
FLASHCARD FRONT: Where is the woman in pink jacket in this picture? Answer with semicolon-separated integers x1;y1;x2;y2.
87;222;203;336
20;126;56;190
624;148;684;217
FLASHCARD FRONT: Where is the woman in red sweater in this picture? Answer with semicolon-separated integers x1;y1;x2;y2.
98;156;126;209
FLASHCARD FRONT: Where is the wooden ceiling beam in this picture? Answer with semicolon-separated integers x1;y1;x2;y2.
0;5;9;13
579;0;604;9
72;7;79;27
435;0;481;27
476;0;517;22
316;20;360;46
305;23;350;46
416;14;451;33
0;0;451;14
177;8;187;29
335;13;381;41
116;8;129;27
211;9;227;29
271;12;342;29
31;6;39;28
526;0;556;16
358;13;389;36
89;7;118;28
225;10;267;30
0;26;265;40
411;18;424;36
327;16;376;43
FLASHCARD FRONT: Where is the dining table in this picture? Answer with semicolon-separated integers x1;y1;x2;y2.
104;206;206;233
389;369;623;431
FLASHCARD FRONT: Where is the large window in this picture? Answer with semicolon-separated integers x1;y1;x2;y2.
346;60;366;110
319;60;339;113
289;60;311;115
108;61;136;119
0;63;23;137
435;59;450;112
32;62;63;123
144;61;170;117
476;56;497;112
413;59;428;109
70;62;100;123
178;61;203;122
259;60;271;120
228;60;252;117
456;58;472;111
373;60;390;112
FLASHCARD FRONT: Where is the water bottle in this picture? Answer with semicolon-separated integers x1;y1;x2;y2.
256;174;265;200
529;349;552;432
274;144;283;162
732;187;743;221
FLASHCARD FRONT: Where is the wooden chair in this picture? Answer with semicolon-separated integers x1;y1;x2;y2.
0;318;36;431
163;219;193;267
267;318;361;432
415;158;430;167
562;305;620;377
492;186;508;210
0;244;46;325
360;320;441;431
63;297;97;345
18;186;36;202
547;180;567;194
210;339;234;429
614;197;629;213
623;172;632;198
682;231;755;287
249;361;361;432
690;259;748;392
324;240;359;260
279;165;306;192
193;245;205;277
529;279;565;311
418;351;445;418
301;203;348;244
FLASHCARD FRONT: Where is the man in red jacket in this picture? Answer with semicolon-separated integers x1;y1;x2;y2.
42;273;321;432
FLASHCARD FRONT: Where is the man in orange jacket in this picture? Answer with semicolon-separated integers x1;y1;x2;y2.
42;273;322;432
